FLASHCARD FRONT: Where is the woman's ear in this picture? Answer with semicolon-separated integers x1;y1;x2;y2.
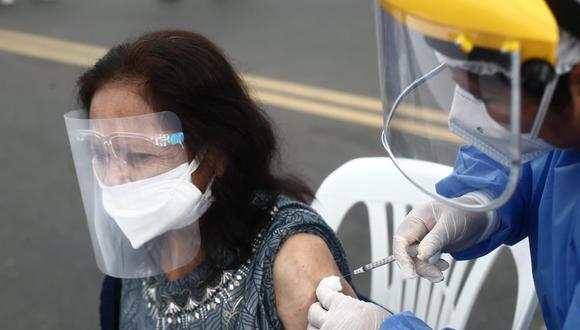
199;146;226;178
189;145;222;191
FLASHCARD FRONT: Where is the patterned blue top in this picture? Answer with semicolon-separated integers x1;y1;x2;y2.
119;194;354;329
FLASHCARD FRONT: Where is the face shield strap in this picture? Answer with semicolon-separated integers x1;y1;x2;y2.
507;51;522;168
529;76;559;138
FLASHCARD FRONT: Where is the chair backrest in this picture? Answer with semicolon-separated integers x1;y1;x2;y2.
312;157;538;330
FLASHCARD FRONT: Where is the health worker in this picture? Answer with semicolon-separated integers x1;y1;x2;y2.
307;0;580;329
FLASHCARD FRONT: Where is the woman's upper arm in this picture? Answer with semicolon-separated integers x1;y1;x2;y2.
272;233;356;330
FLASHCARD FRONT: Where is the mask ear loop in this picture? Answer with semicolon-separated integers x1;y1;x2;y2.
200;177;216;202
186;146;207;176
190;147;216;199
166;146;209;193
182;146;216;204
528;76;559;139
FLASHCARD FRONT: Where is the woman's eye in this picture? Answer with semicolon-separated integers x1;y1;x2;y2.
94;153;108;163
91;146;109;162
128;153;155;162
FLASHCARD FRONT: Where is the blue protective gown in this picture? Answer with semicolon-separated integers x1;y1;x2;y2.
378;311;437;330
379;145;580;330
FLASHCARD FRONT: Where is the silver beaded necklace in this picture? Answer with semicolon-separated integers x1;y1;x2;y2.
142;205;278;330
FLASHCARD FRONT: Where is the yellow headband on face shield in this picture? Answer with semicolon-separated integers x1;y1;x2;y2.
380;0;559;65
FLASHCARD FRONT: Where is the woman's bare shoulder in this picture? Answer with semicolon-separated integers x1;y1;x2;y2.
272;233;356;330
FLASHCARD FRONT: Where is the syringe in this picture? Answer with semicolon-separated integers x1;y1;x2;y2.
351;255;396;275
346;245;440;277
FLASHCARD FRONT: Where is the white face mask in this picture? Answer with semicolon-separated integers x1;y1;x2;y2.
448;86;555;167
96;160;214;249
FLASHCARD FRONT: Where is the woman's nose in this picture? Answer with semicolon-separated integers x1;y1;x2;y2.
100;159;132;186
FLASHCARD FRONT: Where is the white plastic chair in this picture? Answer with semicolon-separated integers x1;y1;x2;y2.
312;157;538;330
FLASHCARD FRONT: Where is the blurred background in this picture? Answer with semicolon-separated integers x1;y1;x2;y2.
0;1;544;329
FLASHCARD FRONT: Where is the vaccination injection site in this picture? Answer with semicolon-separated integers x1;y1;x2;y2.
1;0;580;329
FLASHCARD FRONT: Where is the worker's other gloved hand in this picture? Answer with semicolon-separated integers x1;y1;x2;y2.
393;192;499;282
307;276;390;330
402;244;450;283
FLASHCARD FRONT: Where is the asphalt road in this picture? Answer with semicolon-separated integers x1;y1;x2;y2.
0;1;544;329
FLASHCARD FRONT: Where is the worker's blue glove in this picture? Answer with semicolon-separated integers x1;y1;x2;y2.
393;192;499;282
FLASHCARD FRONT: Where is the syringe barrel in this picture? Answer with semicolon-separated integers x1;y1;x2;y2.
362;256;394;272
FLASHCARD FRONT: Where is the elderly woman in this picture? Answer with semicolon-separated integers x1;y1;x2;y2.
63;30;357;329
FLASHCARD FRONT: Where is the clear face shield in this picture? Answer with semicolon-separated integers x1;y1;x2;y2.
64;110;212;278
374;3;556;212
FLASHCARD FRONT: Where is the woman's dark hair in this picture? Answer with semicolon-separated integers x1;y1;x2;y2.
77;30;313;271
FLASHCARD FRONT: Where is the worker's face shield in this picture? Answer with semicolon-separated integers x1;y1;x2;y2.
64;110;201;278
376;5;525;211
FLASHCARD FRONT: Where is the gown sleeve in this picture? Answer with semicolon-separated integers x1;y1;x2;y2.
435;145;533;260
379;311;433;329
379;311;455;330
563;283;580;329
